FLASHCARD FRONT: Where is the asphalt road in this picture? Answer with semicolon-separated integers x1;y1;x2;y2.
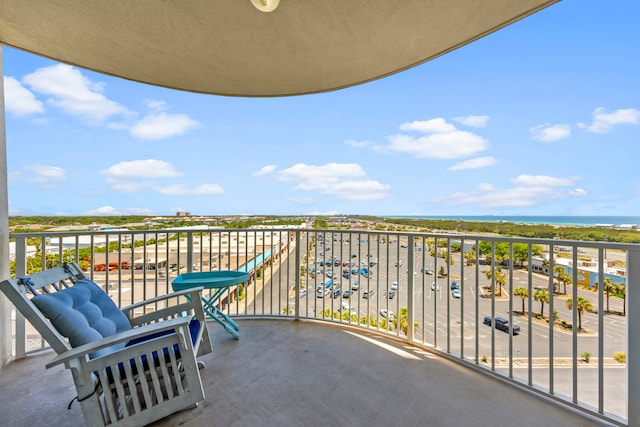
250;231;627;362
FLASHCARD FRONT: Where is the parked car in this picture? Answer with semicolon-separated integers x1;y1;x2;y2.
394;260;403;267
451;289;461;299
391;282;398;291
483;316;520;335
431;282;440;291
379;309;394;319
332;288;341;298
363;289;374;299
451;280;459;290
351;281;360;291
422;268;433;275
342;290;351;298
316;288;329;298
343;272;350;279
387;290;395;299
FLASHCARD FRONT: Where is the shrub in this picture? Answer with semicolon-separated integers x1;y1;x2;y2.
481;354;488;363
613;352;626;364
581;351;591;363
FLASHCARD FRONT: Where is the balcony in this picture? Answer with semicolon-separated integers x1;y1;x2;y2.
0;318;614;426
2;227;638;426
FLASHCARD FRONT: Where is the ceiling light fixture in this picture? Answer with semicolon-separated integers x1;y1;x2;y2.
250;0;280;13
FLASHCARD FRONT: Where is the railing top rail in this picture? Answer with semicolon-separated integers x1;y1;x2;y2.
9;227;640;251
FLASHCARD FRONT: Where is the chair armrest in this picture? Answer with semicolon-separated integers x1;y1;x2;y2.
121;287;207;327
121;287;204;314
46;316;193;369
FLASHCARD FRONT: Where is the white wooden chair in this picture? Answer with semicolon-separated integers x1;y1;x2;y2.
0;262;212;426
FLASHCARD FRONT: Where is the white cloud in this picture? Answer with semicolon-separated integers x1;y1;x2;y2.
22;64;128;121
279;163;365;183
101;160;182;179
156;183;224;196
130;113;199;140
439;175;585;208
577;107;640;133
510;174;577;187
25;165;66;183
145;99;168;112
453;115;490;128
530;123;571;142
399;118;456;133
277;162;391;201
448;156;497;171
85;206;155;215
253;165;277;176
101;159;183;192
4;76;44;116
100;159;223;196
384;118;488;159
19;165;66;190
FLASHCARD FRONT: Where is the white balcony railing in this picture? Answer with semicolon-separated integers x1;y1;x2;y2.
8;228;640;426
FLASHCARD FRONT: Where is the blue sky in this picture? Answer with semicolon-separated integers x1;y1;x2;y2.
3;0;640;217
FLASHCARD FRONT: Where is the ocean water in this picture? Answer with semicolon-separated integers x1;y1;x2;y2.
390;216;640;227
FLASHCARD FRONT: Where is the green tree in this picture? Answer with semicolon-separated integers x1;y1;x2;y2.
464;250;476;266
514;287;528;314
534;288;550;317
438;265;446;277
617;283;626;316
554;266;572;294
394;306;419;335
485;267;506;297
602;278;617;312
512;243;529;267
566;296;595;331
312;218;328;229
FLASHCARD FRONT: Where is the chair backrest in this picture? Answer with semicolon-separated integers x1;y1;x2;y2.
0;262;129;355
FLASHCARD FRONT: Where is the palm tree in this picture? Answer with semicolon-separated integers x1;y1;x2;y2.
618;283;626;316
553;266;572;294
566;296;595;331
534;288;550;317
514;287;528;314
602;278;617;312
464;250;476;266
541;258;550;274
395;307;419;335
485;267;506;297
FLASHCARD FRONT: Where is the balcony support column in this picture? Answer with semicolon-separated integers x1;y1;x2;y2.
0;44;12;369
407;235;414;344
627;247;640;425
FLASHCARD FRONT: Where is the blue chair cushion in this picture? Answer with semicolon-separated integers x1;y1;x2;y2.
32;278;132;358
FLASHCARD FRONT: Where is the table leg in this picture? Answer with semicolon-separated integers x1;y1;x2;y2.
201;292;240;339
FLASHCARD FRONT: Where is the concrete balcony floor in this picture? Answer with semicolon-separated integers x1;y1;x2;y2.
0;319;613;427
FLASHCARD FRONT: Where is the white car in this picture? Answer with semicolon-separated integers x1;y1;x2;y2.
431;282;440;292
391;282;398;290
316;288;329;298
379;309;394;319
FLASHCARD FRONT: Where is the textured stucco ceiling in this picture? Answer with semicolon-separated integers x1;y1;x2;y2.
0;0;559;97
